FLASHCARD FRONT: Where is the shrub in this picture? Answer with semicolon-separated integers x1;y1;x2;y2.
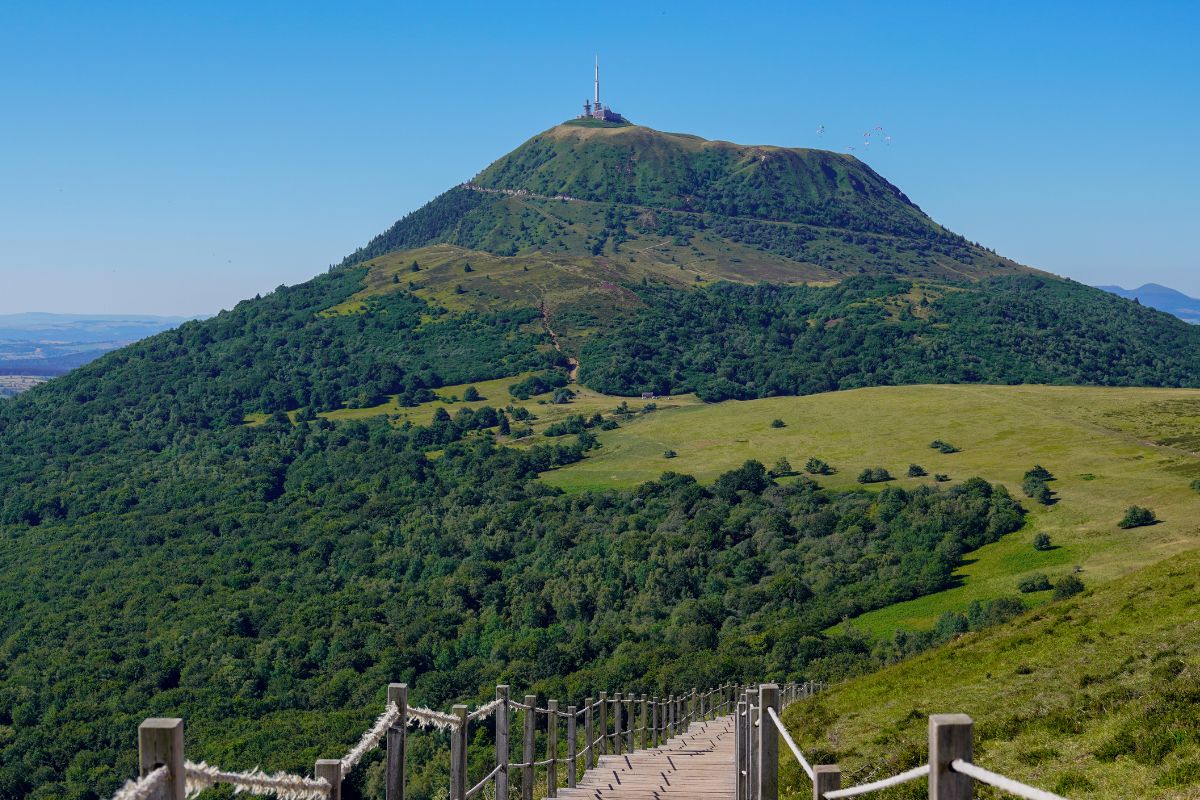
1191;479;1200;493
552;387;575;405
805;457;833;475
934;473;950;482
1033;532;1052;551
1025;465;1054;482
1118;505;1157;529
770;457;793;477
463;263;473;272
1017;573;1052;593
907;464;927;477
410;261;420;272
1053;574;1085;600
770;418;786;428
463;386;481;402
857;467;893;484
509;371;569;400
663;450;677;459
930;439;960;453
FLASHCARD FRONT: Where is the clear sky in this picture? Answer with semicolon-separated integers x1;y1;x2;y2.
1;0;1197;315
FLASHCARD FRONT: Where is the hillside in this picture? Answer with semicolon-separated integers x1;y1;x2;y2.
780;548;1200;799
3;120;1200;798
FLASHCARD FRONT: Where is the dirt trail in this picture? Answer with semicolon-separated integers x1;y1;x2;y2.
540;300;579;380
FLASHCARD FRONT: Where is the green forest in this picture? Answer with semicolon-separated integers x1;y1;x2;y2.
579;275;1200;400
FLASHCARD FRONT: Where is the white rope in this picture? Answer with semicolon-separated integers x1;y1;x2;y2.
406;705;462;730
340;702;402;772
823;764;929;798
509;700;533;711
951;760;1069;800
183;761;331;799
110;766;169;800
766;707;814;781
468;698;504;722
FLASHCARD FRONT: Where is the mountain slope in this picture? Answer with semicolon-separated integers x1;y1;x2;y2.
781;548;1200;799
3;121;1200;799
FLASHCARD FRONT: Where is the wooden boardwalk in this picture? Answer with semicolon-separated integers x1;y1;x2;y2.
552;715;735;800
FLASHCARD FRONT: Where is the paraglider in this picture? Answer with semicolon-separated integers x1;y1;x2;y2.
816;124;825;136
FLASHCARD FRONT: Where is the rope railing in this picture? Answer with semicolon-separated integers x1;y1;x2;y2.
110;765;168;800
758;702;1078;800
822;764;930;798
184;761;333;800
951;759;1069;800
109;680;757;800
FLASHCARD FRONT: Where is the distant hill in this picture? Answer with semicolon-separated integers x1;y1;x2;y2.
0;313;194;386
1097;282;1200;323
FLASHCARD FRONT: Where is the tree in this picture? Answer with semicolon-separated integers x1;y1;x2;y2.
770;418;786;429
1017;573;1052;593
907;464;927;477
1053;574;1085;599
770;457;793;477
463;386;482;402
463;263;474;273
805;457;833;475
857;467;893;484
498;414;511;435
1118;506;1157;529
1033;532;1052;551
410;261;421;272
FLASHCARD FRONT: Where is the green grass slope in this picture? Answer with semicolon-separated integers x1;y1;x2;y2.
542;384;1200;634
780;548;1200;798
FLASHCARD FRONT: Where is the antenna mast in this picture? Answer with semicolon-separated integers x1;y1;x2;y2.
594;55;600;106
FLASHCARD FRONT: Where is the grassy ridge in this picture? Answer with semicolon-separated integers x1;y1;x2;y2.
541;384;1200;634
780;547;1200;798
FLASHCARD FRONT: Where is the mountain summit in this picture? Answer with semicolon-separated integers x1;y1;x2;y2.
343;123;1024;285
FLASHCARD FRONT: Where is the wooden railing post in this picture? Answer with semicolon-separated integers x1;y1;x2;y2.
744;688;758;800
522;695;536;800
735;699;747;800
599;691;609;756
547;699;559;796
929;714;973;800
640;694;649;750
139;718;184;800
495;686;510;800
758;684;779;800
584;697;595;769
450;705;468;800
814;765;841;800
613;692;623;755
626;695;635;752
567;705;577;788
386;683;408;800
316;759;342;800
691;687;698;726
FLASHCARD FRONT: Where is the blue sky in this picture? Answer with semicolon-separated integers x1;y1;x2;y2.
1;0;1197;314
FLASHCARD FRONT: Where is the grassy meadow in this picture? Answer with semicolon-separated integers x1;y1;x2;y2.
541;384;1200;635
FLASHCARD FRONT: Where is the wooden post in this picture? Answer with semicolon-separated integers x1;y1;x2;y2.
547;699;559;797
386;683;408;800
613;692;623;755
598;692;609;756
450;705;468;800
691;688;698;726
669;694;677;736
929;714;973;800
735;699;747;800
584;697;594;769
626;695;634;752
567;705;577;789
814;765;841;800
316;760;342;800
522;695;536;800
745;689;758;800
496;686;510;800
640;694;649;750
758;684;779;800
139;718;184;800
